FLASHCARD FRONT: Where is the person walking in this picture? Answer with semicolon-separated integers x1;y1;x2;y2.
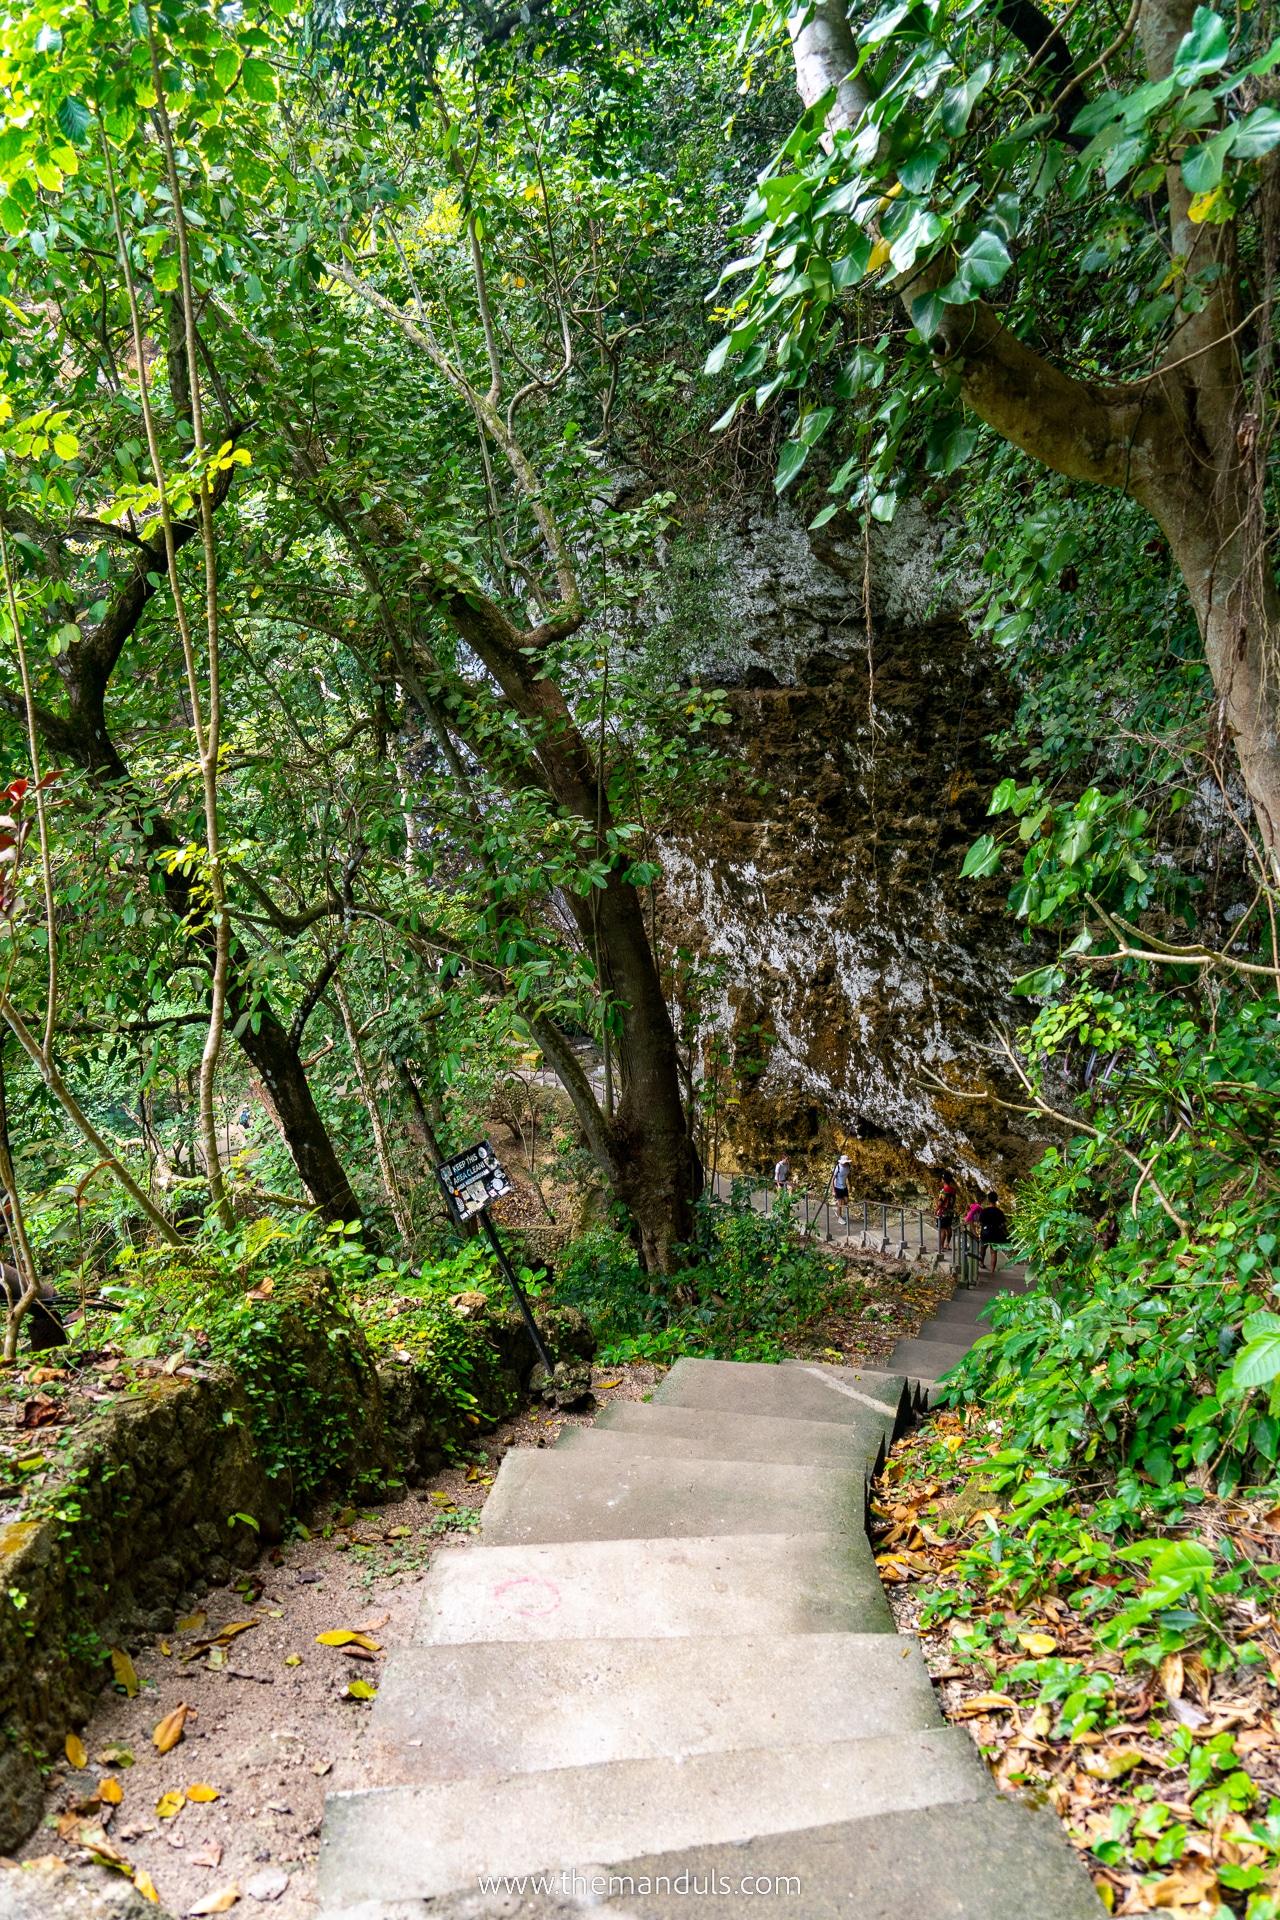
935;1171;957;1254
978;1189;1009;1272
774;1152;792;1193
831;1153;852;1225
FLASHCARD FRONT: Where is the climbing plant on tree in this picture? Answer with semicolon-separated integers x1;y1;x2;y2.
710;0;1280;859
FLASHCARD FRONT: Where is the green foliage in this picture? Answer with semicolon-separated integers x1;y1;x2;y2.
554;1186;848;1362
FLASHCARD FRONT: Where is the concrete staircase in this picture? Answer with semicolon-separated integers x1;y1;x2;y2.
886;1257;1032;1391
317;1353;1101;1917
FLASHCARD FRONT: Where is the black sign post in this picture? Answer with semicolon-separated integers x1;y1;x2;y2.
435;1139;555;1377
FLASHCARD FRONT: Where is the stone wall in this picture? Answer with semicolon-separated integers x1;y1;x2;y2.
658;502;1054;1196
0;1299;590;1854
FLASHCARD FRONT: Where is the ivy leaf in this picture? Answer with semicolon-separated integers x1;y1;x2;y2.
773;439;810;493
1172;8;1231;85
1230;104;1280;159
940;62;993;137
960;833;1001;878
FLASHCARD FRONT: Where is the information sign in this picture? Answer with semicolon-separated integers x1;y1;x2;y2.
436;1138;513;1227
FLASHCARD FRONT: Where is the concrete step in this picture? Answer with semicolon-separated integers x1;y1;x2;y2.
363;1632;942;1785
575;1401;884;1467
654;1357;909;1437
411;1532;896;1645
388;1794;1105;1919
480;1449;865;1547
885;1338;975;1383
317;1725;990;1906
909;1321;983;1347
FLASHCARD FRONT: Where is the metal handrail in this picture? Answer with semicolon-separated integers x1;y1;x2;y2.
708;1170;974;1278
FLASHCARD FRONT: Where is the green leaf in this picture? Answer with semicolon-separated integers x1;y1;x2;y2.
940;62;994;137
960;833;1001;879
773;439;810;493
1172;8;1231;84
1181;126;1234;193
911;290;948;342
797;406;833;447
1011;964;1066;997
1235;1334;1280;1389
55;98;91;147
214;48;240;88
153;256;180;293
1231;105;1280;159
704;336;732;377
240;58;278;103
947;230;1013;298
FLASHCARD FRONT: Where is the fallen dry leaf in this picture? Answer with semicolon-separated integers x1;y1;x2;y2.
310;1761;331;1777
97;1746;134;1768
1159;1652;1184;1700
28;1367;67;1385
134;1871;160;1905
99;1778;123;1807
1149;1863;1218;1908
65;1734;87;1770
110;1649;140;1699
190;1845;223;1869
153;1706;188;1755
79;1826;131;1871
315;1630;382;1651
187;1883;239;1914
356;1613;390;1631
954;1693;1017;1718
1080;1748;1146;1782
186;1785;219;1804
283;1655;302;1667
343;1680;377;1700
156;1792;186;1821
176;1613;207;1633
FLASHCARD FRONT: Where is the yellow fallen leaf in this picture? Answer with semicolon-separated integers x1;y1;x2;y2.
186;1785;220;1803
134;1871;160;1905
213;1621;257;1642
188;1883;239;1914
595;1379;621;1389
1017;1632;1057;1657
99;1777;123;1806
868;236;892;273
344;1680;377;1700
1080;1747;1146;1782
159;1641;173;1657
65;1734;88;1769
315;1631;382;1651
177;1612;207;1633
954;1692;1016;1718
283;1655;302;1667
153;1705;188;1754
207;1647;226;1670
111;1648;140;1698
428;1492;454;1505
1160;1650;1184;1700
385;1527;410;1539
98;1745;134;1768
156;1791;186;1820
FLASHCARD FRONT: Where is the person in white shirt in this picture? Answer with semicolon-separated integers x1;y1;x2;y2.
774;1154;792;1191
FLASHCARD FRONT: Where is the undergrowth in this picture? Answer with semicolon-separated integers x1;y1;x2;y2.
552;1185;849;1362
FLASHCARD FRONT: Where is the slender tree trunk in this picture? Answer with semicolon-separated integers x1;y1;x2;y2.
333;974;411;1241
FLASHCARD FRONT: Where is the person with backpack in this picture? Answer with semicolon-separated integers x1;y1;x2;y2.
978;1189;1010;1272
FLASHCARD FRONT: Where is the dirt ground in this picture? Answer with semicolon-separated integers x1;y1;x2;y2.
11;1363;662;1920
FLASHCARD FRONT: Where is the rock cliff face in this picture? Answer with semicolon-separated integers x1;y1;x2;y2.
657;503;1053;1198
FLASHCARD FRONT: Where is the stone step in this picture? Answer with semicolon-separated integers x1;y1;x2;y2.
480;1449;865;1547
654;1357;910;1437
392;1796;1105;1920
909;1321;984;1347
884;1338;974;1383
575;1401;884;1467
317;1726;989;1907
363;1632;942;1786
411;1532;895;1645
